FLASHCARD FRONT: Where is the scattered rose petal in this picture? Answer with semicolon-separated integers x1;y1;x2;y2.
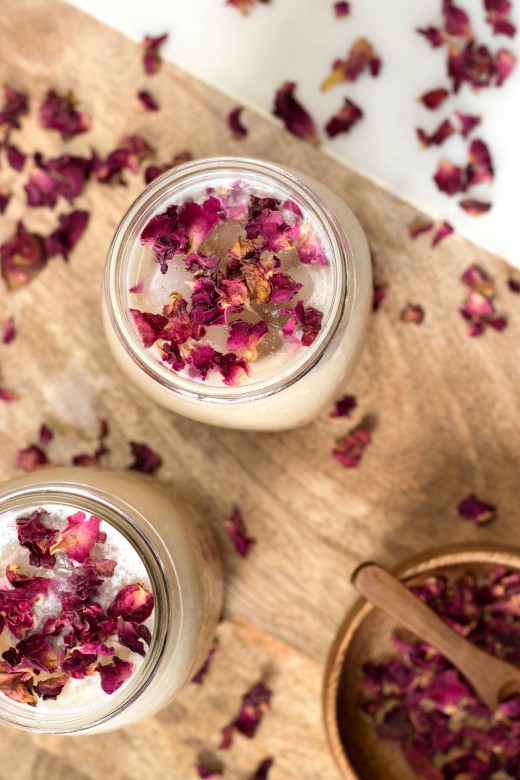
485;0;516;36
0;672;35;706
2;317;15;344
44;210;89;260
466;138;494;186
95;134;154;184
0;221;47;291
0;188;12;215
331;394;357;418
417;27;445;47
322;38;382;90
334;1;350;17
400;304;424;324
6;144;26;171
117;617;151;656
496;47;517;85
457;493;497;525
459;199;492;215
433;160;466;195
144;151;192;184
137;90;159;112
333;426;371;468
108;583;154;623
227;320;268;361
128;441;162;474
25;154;92;208
16;445;49;472
250;759;274;780
442;0;472;38
224;507;256;558
16;509;57;568
97;657;134;694
50;511;103;563
34;673;70;700
507;278;520;293
372;283;387;311
228;107;247;139
325;98;363;137
273;82;319;145
39;89;90;139
192;637;220;684
0;86;28;138
416;119;455;147
142;33;168;75
419;88;449;110
459;264;506;336
221;682;272;748
408;219;434;239
431;221;454;246
454;111;481;137
196;766;223;779
0;388;16;402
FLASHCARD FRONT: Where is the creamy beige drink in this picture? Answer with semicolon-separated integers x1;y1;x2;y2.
103;158;372;430
0;468;222;734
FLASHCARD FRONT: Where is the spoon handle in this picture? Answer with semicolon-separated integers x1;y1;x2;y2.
351;562;515;710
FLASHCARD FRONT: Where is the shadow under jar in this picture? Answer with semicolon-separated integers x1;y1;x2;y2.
103;157;372;431
0;468;222;734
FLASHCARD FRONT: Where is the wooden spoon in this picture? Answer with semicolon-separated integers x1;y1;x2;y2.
351;562;520;711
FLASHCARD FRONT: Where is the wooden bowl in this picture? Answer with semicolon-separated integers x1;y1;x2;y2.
323;543;520;780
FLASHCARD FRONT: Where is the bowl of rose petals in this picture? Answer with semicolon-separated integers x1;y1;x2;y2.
323;544;520;780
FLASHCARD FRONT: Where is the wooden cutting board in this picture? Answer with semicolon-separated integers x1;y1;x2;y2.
0;2;519;778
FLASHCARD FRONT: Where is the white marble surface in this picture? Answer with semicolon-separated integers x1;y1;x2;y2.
67;0;520;268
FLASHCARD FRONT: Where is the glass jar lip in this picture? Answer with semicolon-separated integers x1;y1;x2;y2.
104;156;356;404
0;471;173;734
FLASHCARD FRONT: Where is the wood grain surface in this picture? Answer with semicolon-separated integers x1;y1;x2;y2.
1;2;519;778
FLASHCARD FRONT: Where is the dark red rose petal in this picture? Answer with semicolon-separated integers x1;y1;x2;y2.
459;199;492;215
466;139;494;187
228;107;247;140
142;33;168;75
39;424;54;445
282;300;323;346
39;89;90;139
2;316;15;344
218;724;234;749
454;111;481;137
137;90;159;112
224;507;256;558
16;508;57;568
196;766;223;779
16;445;49;472
408;219;434;239
144;151;193;184
372;283;387;311
34;673;70;700
417;27;445;47
334;1;350;17
442;0;472;38
250;758;274;780
485;0;516;37
433;161;466;195
325;98;363;138
95;134;154;184
192;637;219;684
431;221;454;246
6;144;26;171
108;583;154;623
0;86;29;136
333;426;371;468
117;617;151;656
3;633;60;674
233;681;272;738
25;152;92;209
128;441;162;474
1;221;47;291
218;352;250;386
331;394;357;418
416;119;455;147
419;88;449;110
457;493;497;525
400;304;424;324
62;650;98;679
508;278;520;293
44;210;89;261
97;657;135;694
273;82;319;145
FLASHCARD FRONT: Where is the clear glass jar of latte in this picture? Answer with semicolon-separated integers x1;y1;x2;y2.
0;468;222;734
103;157;372;431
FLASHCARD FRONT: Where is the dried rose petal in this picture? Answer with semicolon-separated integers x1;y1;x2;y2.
1;221;47;291
50;511;104;563
16;509;57;568
62;650;98;679
233;681;272;739
16;445;49;472
508;278;520;293
218;353;250;386
39;89;90;139
0;388;16;402
44;210;89;261
4;634;60;674
457;493;497;525
108;583;154;623
224;507;256;558
417;27;445;47
137;90;159;112
144;151;193;184
459;199;492;215
131;309;168;348
372;283;387;311
226;0;271;14
325;98;363;138
180;196;225;252
228;107;247;140
485;0;516;36
433;160;466;195
0;672;35;706
128;441;162;474
97;656;134;694
408;219;434;239
0;188;12;215
39;424;53;445
333;426;371;468
250;759;274;780
192;637;219;684
496;48;517;85
416;119;455;147
322;38;381;91
196;766;223;779
6;144;26;172
442;0;472;38
334;1;350;17
273;82;319;145
400;304;424;324
419;88;449;110
26;153;92;208
2;316;15;344
282;300;323;346
117;617;151;656
142;33;168;75
331;394;357;418
431;221;454;246
218;725;234;749
454;111;481;137
0;86;28;137
227;320;268;361
95;135;154;184
34;673;70;700
466;139;494;187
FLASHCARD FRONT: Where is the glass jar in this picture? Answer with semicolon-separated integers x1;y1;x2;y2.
103;157;372;431
0;467;223;734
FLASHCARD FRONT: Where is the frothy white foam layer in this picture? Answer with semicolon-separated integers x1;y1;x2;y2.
128;177;334;386
0;503;154;715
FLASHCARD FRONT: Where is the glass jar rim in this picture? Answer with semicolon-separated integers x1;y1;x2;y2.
104;156;356;404
0;472;173;734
